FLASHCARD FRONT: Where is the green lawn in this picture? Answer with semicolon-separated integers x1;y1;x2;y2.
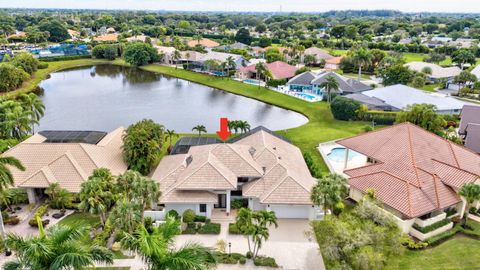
137;63;367;172
58;212;101;228
421;83;441;92
402;52;453;66
386;236;480;270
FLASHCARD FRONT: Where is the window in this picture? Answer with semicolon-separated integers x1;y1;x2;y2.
199;204;207;213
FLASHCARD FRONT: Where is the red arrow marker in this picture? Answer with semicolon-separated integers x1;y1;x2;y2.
216;117;231;142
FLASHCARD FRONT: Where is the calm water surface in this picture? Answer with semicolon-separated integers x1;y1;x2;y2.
38;65;308;132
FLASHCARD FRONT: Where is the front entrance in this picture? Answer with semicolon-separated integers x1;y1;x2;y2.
215;194;227;208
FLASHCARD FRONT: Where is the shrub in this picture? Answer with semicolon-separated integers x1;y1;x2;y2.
424;224;462;246
0;63;29;92
266;79;287;88
303;152;321;178
363;125;374;132
358;110;398;125
239;257;246;264
254;256;278;268
37;62;49;69
412;219;451;234
332;201;344;216
92;44;118;60
123;42;159;66
182;209;196;223
216;253;238;264
198;222;221;234
166;209;179;220
39;55;91;62
29;218;50;227
194;215;207;222
246;251;253;259
330;96;361;121
401;236;428;250
4;216;20;225
231;199;245;209
182;222;197;234
11;52;39;74
229;223;241;234
469;207;477;214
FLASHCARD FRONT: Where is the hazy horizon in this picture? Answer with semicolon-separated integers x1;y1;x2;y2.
1;0;480;13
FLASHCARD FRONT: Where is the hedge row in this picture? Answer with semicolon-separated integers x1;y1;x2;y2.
412;219;451;234
39;55;91;62
358;110;398;125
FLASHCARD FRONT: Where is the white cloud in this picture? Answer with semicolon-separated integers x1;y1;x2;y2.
0;0;479;13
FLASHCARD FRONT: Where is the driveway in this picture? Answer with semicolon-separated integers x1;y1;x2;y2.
175;219;325;270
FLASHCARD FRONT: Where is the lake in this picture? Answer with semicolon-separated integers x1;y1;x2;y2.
37;65;308;133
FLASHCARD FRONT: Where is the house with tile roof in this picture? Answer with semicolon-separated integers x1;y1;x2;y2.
459;105;480;154
301;47;334;65
404;62;461;82
151;127;319;219
3;128;127;204
236;61;297;81
187;38;220;48
287;71;372;96
331;123;480;236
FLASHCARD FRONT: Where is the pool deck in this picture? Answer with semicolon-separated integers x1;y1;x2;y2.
318;141;368;176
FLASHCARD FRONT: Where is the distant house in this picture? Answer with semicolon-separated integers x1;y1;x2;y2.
471;65;480;80
459;105;480;153
237;61;297;81
215;42;249;52
106;27;116;34
178;51;246;74
404;62;461;82
324;56;343;70
67;29;80;40
94;33;118;42
3;128;127;204
187;38;220;48
301;47;334;64
126;35;149;42
287;71;372;95
346;84;466;114
153;46;176;64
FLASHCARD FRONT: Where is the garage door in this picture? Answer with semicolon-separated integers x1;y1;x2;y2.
270;205;310;219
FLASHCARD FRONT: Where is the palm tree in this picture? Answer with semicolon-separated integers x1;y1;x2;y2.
235;208;254;253
165;129;178;153
3;224;113;269
193;34;203;45
0;100;32;139
185;52;191;68
78;168;116;226
311;173;348;217
352;47;373;80
228;120;237;134
121;216;216;270
20;93;45;134
110;198;142;234
255;62;271;88
0;156;25;244
319;75;339;103
237;120;250;134
45;183;72;210
172;50;182;69
459;183;480;227
225;56;236;76
192;125;207;136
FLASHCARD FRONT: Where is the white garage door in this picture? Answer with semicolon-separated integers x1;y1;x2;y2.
270;205;310;219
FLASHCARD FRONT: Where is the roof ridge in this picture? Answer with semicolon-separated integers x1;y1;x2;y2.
431;158;480;178
224;144;263;174
432;174;441;208
259;173;289;203
18;167;53;187
78;144;101;168
405;180;413;217
61;152;89;180
406;124;421;187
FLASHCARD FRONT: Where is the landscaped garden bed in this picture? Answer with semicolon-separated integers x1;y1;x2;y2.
180;209;221;235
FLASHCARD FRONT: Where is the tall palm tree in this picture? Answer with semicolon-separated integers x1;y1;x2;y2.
225;56;236;76
110;198;142;234
165;129;178;153
459;183;480;227
0;156;25;244
319;75;339;103
255;62;271;88
0;100;32;139
3;224;113;270
311;173;347;217
20;93;45;134
192;125;207;136
172;50;182;69
78;168;116;226
121;216;216;270
237;120;250;134
352;47;373;80
45;183;72;210
227;120;237;134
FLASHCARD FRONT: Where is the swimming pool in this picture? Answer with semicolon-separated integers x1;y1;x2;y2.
243;79;263;85
296;92;322;101
327;147;362;162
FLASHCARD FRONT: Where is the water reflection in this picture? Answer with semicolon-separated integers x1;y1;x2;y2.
37;65;308;132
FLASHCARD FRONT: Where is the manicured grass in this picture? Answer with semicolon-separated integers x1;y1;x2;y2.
386;236;480;270
58;212;101;228
402;52;453;66
138;63;367;172
2;59;111;98
342;72;372;80
421;83;441;92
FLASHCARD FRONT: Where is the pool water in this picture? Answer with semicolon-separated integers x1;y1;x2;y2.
327;147;362;162
296;92;322;101
243;79;263;85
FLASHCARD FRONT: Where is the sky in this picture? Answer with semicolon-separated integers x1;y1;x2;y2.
1;0;480;13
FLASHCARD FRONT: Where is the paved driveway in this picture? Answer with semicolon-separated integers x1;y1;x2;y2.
175;219;325;270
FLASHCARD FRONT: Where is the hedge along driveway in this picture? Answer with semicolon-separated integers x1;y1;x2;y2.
137;63;367;172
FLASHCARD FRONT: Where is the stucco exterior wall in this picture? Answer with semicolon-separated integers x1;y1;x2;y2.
409;222;454;241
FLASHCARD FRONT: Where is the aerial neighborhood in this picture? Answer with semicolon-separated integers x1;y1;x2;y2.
1;4;480;270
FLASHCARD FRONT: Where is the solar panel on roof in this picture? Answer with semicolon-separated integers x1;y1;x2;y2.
39;131;107;144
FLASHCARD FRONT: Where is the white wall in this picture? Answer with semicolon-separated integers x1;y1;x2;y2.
248;198;265;211
410;222;453;241
414;212;447;227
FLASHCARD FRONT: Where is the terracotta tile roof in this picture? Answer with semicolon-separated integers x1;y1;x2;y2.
338;122;480;218
4;128;127;193
152;128;316;205
187;38;220;48
94;33;118;42
238;61;297;80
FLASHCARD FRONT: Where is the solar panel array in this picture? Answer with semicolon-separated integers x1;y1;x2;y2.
39;131;107;145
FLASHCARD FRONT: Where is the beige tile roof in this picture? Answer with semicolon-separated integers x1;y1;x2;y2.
4;128;127;193
153;128;316;205
338;122;480;218
187;38;220;48
405;62;461;79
